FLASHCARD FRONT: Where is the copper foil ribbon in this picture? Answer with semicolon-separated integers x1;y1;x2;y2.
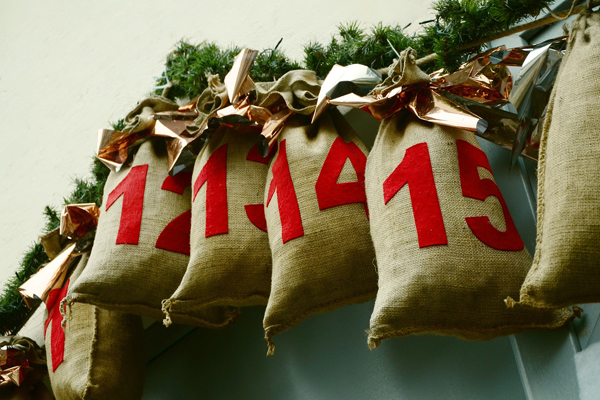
0;337;46;389
97;48;295;172
60;203;99;239
18;203;100;307
97;98;199;174
315;37;567;162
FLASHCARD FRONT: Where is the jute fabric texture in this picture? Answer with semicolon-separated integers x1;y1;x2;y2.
515;11;600;308
263;112;377;354
122;96;178;133
366;112;573;348
68;139;236;327
164;126;272;320
190;70;320;130
46;254;145;400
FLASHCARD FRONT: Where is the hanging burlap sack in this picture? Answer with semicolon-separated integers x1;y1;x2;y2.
161;70;321;324
45;253;145;400
366;49;573;349
263;111;378;354
514;11;600;308
163;126;274;319
67;137;236;327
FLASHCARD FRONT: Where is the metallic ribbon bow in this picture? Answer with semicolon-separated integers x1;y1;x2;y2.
97;48;297;173
97;98;199;175
313;36;567;164
0;336;46;388
18;204;99;307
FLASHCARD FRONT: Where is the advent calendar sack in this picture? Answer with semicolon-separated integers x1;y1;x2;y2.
263;112;377;354
45;254;145;400
516;11;600;308
68;139;237;327
366;112;573;348
163;126;273;320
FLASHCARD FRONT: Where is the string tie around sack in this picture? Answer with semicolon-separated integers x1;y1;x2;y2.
161;299;173;328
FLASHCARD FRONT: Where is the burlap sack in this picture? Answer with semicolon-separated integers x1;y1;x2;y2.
68;138;237;327
263;112;378;354
366;111;573;348
163;126;273;319
45;254;145;400
514;11;600;308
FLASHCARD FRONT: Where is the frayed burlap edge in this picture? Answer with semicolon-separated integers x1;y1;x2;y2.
80;307;99;400
63;294;239;330
264;289;377;356
161;294;267;327
366;307;576;350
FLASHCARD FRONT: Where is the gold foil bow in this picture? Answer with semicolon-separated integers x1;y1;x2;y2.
97;97;196;174
320;49;488;134
60;203;99;240
0;336;47;390
224;49;258;104
193;49;297;157
17;244;77;308
434;36;567;163
506;36;567;165
317;38;566;162
0;365;28;387
18;201;100;308
312;64;383;123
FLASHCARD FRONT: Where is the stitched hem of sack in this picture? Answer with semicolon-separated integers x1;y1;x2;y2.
81;306;99;400
169;293;269;309
65;294;239;330
264;289;377;356
508;291;590;313
525;14;580;293
366;312;576;350
161;293;268;326
161;298;240;329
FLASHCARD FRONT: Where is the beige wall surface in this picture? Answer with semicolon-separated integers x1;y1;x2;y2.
0;1;435;285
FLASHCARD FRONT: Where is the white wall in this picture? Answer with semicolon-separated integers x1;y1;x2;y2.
0;1;435;285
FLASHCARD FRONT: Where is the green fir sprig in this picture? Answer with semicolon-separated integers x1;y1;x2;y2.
1;0;558;334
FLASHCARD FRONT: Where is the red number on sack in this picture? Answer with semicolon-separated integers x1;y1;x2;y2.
244;143;278;232
194;144;229;237
456;140;524;251
106;164;148;244
44;279;69;372
315;137;368;216
161;172;193;195
383;143;448;248
267;139;304;243
155;172;193;255
246;142;278;164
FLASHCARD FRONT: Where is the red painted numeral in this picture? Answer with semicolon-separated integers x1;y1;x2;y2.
456;140;524;251
156;210;192;255
155;172;193;255
161;172;193;194
106;165;148;244
244;204;268;232
383;143;448;248
194;144;229;237
44;279;70;372
246;142;278;164
244;143;278;232
315;137;368;215
266;139;304;243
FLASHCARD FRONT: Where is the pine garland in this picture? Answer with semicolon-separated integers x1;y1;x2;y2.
0;0;560;335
